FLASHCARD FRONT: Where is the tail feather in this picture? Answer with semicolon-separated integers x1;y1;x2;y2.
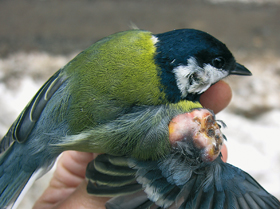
0;144;51;209
0;159;34;208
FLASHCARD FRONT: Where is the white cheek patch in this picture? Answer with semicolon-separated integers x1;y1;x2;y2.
203;63;229;87
172;65;193;98
173;57;229;98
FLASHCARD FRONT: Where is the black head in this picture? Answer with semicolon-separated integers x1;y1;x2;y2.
154;29;251;103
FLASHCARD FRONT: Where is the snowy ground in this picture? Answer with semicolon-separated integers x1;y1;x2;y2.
0;52;279;208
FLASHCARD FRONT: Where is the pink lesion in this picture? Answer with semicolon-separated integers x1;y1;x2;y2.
168;109;224;162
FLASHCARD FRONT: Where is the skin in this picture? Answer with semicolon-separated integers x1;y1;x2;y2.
33;80;231;209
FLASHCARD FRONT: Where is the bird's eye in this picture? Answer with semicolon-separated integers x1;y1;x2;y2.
212;57;225;69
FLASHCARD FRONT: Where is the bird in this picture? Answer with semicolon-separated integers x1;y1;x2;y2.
86;109;280;209
0;28;252;208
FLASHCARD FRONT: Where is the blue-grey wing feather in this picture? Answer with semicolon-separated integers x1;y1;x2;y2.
86;154;142;196
0;69;67;154
129;155;280;209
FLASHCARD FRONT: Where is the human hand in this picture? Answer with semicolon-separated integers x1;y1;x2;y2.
33;80;231;209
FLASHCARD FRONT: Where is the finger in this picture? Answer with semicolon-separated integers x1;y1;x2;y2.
33;151;96;209
200;80;232;114
52;151;95;188
221;144;228;162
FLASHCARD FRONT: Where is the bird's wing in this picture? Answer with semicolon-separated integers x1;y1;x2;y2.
86;153;280;209
86;154;142;196
181;159;280;209
129;156;280;209
128;156;188;209
106;190;162;209
0;69;67;154
86;154;162;209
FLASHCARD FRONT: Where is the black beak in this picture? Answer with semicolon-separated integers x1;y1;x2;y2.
230;63;252;76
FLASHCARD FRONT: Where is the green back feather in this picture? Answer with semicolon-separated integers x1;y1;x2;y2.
61;30;167;133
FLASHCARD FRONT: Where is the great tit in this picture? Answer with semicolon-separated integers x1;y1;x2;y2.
87;110;280;209
0;28;252;208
